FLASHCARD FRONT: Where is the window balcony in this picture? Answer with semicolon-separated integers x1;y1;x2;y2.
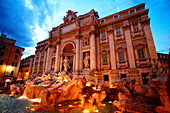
100;38;109;44
101;62;110;69
114;34;125;42
131;30;144;38
117;61;128;69
136;58;150;68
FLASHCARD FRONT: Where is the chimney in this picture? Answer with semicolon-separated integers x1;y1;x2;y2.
1;33;7;39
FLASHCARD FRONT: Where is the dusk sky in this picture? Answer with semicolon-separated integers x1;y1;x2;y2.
0;0;169;59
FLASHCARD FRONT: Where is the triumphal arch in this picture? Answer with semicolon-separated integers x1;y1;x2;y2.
32;3;158;86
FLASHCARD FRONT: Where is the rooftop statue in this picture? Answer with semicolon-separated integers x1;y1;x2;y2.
63;10;78;24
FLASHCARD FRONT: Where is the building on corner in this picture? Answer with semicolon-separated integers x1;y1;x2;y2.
32;3;158;86
0;32;24;82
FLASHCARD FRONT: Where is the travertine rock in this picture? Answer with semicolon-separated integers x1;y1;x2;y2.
23;85;49;99
10;84;25;95
113;92;129;112
152;76;170;112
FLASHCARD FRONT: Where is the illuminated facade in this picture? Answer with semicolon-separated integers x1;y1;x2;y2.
32;3;157;85
0;32;24;82
19;55;34;80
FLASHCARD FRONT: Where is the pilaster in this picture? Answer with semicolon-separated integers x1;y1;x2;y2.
123;22;136;68
142;19;157;60
107;28;116;70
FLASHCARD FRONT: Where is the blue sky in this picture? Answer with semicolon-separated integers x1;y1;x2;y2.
0;0;169;58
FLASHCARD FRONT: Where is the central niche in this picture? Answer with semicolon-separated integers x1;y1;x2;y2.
62;43;74;72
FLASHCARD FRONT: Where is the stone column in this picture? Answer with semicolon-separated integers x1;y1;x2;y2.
60;55;63;72
73;54;76;72
47;48;52;72
32;53;37;75
75;35;80;72
15;53;22;77
108;29;116;69
80;39;83;70
54;44;60;72
37;52;41;74
143;21;157;59
90;30;96;71
43;49;47;73
96;36;100;71
45;46;51;73
124;25;136;68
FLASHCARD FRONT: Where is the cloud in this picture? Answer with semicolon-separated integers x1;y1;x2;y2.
0;0;35;47
25;0;34;10
22;47;36;59
0;0;169;58
0;0;62;58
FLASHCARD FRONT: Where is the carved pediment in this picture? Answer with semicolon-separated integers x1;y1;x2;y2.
116;47;126;52
134;43;146;49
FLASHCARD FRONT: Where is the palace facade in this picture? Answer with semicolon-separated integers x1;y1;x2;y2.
19;55;34;80
32;3;157;86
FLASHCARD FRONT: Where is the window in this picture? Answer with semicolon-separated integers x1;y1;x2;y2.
12;62;17;67
121;74;127;79
101;20;104;24
133;23;139;31
165;55;168;59
0;60;3;65
25;70;28;72
102;32;106;39
116;28;121;35
40;63;43;69
14;55;18;59
3;45;6;49
138;48;145;59
11;71;14;75
104;75;109;81
114;15;118;19
35;64;37;69
16;49;19;53
130;10;135;14
42;50;44;54
119;52;125;61
158;54;160;59
0;52;4;57
103;54;108;63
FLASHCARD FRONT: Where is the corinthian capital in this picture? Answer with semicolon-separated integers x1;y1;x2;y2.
107;28;113;35
89;30;95;36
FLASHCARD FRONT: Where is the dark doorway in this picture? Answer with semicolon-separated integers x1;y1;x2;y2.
142;73;149;85
121;74;127;79
104;75;109;81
